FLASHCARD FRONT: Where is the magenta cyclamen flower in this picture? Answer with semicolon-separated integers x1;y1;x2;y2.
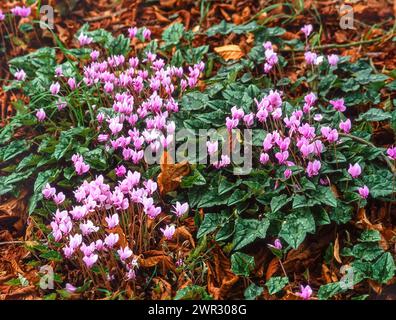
15;69;26;81
36;108;46;122
348;163;362;178
50;82;60;95
328;54;339;67
273;239;282;250
115;165;127;177
172;202;189;218
306;160;321;177
65;283;77;293
0;10;5;21
301;24;313;38
339;118;351;133
128;27;138;39
358;185;369;199
330;98;346;112
143;28;151;41
297;285;313;300
387;146;396;160
11;6;31;17
284;169;292;179
161;225;175;240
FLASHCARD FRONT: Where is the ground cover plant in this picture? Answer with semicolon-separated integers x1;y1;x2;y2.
0;1;395;300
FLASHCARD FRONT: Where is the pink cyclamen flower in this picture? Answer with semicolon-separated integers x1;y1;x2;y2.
206;141;218;156
161;225;176;240
53;192;65;205
115;165;127;177
304;51;317;65
260;152;270;164
330;98;346;112
284;169;292;179
387;146;396;160
306;160;321;177
36;108;46;122
301;24;313;38
143;28;151;40
15;69;26;81
78;33;93;46
128;27;138;38
50;82;60;95
83;254;98;269
90;50;100;61
339;119;351;133
105;213;119;229
117;246;133;261
348;163;362;178
65;283;77;293
42;183;56;199
297;285;313;300
328;54;339;67
104;233;119;248
269;238;282;250
358;185;369;199
0;10;5;21
11;6;31;17
172;202;189;218
68;77;77;90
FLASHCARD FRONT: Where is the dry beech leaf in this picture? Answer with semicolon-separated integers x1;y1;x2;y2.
334;235;342;264
157;151;190;195
214;45;244;61
265;258;280;280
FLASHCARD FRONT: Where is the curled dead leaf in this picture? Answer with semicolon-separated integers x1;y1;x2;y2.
334;235;342;264
214;45;244;61
157;151;190;195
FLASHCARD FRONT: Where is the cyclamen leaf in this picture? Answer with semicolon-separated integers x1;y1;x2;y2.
244;283;264;300
265;276;289;295
372;252;395;284
279;210;315;249
357;109;392;122
231;252;255;276
232;218;270;250
197;212;228;239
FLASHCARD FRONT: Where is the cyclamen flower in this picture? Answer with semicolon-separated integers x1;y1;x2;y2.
11;6;31;17
115;165;127;177
306;160;321;177
161;225;175;240
0;10;5;21
172;202;189;218
207;141;218;156
36;108;46;122
80;220;99;236
104;233;119;248
117;246;133;261
269;239;282;250
90;50;100;61
387;146;396;160
128;27;138;38
348;163;362;178
259;152;270;164
69;234;82;250
65;283;77;293
53;192;65;205
301;24;313;38
305;51;317;65
297;285;313;300
284;169;292;179
42;183;56;199
78;33;93;46
143;28;151;40
328;54;339;67
50;82;60;95
321;127;338;143
330;98;346;112
83;254;98;269
339;119;351;133
68;77;77;90
15;69;26;81
358;185;369;199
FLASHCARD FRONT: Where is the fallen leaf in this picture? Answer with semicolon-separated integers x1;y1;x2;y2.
157;151;190;195
334;235;342;263
214;45;244;61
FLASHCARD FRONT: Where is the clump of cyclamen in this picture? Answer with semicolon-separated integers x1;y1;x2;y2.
42;26;195;285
